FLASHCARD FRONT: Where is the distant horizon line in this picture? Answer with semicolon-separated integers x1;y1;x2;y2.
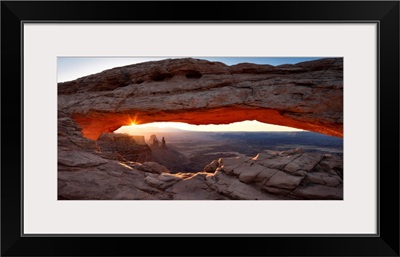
115;130;310;134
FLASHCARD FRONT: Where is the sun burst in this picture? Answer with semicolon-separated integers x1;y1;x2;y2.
128;113;140;126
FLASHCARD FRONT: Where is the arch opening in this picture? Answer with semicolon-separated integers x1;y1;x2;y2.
100;120;342;173
72;106;343;141
58;57;344;200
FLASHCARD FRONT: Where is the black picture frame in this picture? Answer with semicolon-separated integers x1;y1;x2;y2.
2;1;399;256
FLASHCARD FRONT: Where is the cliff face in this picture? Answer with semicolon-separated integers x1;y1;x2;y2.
96;133;151;162
58;111;342;200
58;58;343;140
58;58;343;200
147;135;160;148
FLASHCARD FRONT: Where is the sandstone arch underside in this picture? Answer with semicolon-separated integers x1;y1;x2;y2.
58;58;343;140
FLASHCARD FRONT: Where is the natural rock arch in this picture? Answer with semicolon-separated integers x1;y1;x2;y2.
58;58;343;140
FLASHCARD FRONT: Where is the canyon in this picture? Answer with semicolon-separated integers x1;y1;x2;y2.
58;58;343;200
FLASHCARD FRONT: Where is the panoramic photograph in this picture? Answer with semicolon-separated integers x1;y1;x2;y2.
58;57;343;200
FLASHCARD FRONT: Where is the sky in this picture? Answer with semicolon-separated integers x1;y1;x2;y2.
115;120;303;134
58;57;322;132
57;57;322;83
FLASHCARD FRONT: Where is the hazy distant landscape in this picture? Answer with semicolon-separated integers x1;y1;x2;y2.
119;129;343;173
58;57;343;200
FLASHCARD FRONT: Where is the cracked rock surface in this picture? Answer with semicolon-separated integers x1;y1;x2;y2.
58;112;343;200
58;58;343;139
58;58;343;200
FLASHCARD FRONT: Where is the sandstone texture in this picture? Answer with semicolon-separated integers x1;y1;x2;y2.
58;111;343;200
96;133;151;162
58;58;343;200
58;58;343;140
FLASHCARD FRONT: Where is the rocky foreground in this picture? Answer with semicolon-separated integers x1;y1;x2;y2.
58;112;343;200
58;58;343;200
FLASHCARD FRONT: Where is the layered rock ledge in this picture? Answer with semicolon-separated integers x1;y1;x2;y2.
58;112;343;200
58;58;343;139
58;58;343;200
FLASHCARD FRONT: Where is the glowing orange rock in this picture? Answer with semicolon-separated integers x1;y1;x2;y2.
59;58;343;140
